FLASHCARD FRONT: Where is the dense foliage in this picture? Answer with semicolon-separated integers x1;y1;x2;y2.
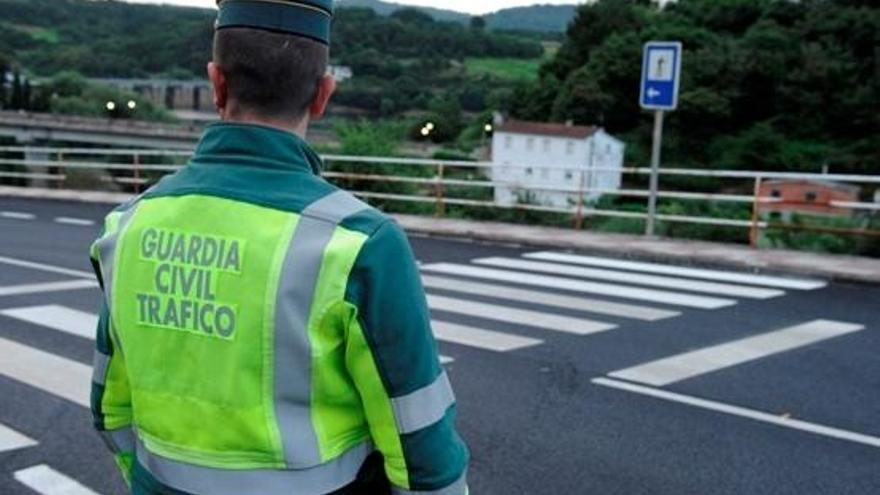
0;0;543;118
330;7;543;116
513;0;879;174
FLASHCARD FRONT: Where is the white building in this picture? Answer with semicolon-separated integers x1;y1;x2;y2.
328;65;353;83
490;118;626;209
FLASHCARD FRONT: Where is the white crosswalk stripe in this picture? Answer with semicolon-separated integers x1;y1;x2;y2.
0;422;37;453
428;294;616;336
14;465;101;495
526;252;827;290
54;217;95;227
0;280;99;297
474;257;786;299
0;336;91;407
1;305;98;340
422;275;680;322
0;256;94;279
432;321;542;352
609;319;864;386
421;263;736;309
1;211;36;220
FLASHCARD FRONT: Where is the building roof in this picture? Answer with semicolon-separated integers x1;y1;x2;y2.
763;179;861;193
496;119;599;139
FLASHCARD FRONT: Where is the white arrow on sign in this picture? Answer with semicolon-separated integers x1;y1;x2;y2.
647;87;661;99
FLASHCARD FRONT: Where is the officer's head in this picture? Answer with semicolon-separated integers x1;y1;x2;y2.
208;0;335;130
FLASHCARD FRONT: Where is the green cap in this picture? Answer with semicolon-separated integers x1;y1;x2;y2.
215;0;334;45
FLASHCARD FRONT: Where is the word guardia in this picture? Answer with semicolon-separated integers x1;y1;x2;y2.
136;228;243;339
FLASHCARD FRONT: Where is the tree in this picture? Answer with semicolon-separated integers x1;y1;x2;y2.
9;72;23;110
470;16;486;30
22;78;32;110
525;0;880;174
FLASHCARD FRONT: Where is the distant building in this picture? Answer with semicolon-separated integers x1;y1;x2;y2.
92;79;214;111
328;65;353;83
759;179;860;217
95;66;353;112
490;117;625;209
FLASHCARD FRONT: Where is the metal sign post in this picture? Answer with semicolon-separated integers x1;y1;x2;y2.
646;110;664;236
640;41;682;236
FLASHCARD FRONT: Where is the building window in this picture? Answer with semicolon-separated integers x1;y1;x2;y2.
504;136;512;149
771;189;781;198
526;138;535;151
566;141;575;155
565;170;574;181
805;191;817;202
543;139;551;152
525;167;534;176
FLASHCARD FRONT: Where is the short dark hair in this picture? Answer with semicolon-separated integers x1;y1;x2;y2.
213;27;329;121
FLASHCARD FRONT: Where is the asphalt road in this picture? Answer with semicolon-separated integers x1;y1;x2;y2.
0;197;878;495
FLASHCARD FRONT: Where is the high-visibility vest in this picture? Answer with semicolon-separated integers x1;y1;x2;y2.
90;122;469;495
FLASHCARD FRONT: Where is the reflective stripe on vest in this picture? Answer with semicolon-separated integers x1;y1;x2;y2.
92;205;138;385
391;470;468;495
101;426;136;454
391;370;455;434
92;350;111;386
136;438;373;495
274;190;370;468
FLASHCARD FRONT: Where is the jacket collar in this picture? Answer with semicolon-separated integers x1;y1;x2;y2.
191;122;324;175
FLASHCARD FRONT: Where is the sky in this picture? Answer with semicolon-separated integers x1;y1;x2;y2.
123;0;585;16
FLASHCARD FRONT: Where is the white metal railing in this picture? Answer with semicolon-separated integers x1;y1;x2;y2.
1;146;878;245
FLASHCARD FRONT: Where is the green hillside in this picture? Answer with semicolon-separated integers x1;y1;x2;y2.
337;0;578;32
486;4;578;32
0;0;545;121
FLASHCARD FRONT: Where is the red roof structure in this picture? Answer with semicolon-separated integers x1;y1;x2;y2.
495;119;599;139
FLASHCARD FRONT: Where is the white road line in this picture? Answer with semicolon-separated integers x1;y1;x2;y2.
421;263;735;309
1;211;36;220
14;465;101;495
593;377;880;449
474;257;785;300
609;319;865;386
0;280;99;297
432;320;542;352
54;217;96;226
422;275;680;321
526;252;827;290
1;305;98;340
428;294;616;336
440;355;454;365
0;423;37;453
0;256;94;279
0;337;90;407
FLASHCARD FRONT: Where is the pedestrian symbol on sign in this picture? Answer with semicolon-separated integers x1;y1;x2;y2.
649;50;674;80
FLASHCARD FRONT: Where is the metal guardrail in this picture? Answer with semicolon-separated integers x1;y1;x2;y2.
1;146;878;246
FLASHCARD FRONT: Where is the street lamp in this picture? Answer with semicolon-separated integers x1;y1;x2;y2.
420;127;430;137
105;101;116;111
425;122;435;131
127;100;137;110
484;123;493;133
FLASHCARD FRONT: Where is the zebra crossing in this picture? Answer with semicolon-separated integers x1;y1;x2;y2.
422;250;827;360
0;250;835;493
0;420;100;495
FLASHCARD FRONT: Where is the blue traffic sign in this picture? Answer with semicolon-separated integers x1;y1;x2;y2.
640;41;683;111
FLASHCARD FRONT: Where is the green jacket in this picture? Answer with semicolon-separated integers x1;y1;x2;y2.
90;122;469;495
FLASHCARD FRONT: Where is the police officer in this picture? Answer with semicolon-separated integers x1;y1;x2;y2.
89;1;469;493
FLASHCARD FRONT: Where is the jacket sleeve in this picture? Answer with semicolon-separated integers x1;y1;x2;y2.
90;231;136;485
344;220;469;494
